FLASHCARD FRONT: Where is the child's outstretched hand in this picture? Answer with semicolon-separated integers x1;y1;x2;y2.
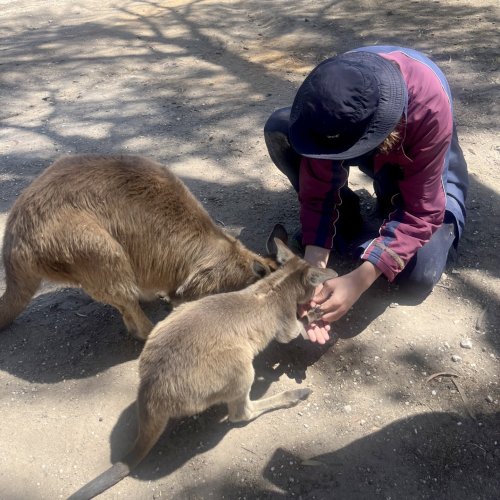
301;261;382;343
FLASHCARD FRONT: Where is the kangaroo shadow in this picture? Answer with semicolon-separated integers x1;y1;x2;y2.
252;336;337;389
178;410;500;499
0;287;171;383
108;400;230;482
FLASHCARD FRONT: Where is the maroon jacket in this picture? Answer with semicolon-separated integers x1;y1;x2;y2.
299;50;453;281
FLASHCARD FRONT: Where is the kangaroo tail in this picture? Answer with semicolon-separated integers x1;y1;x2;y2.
68;406;168;500
67;462;131;500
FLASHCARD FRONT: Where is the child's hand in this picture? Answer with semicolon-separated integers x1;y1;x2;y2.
311;273;365;323
301;261;382;343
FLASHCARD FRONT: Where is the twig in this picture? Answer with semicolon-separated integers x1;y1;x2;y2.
241;445;257;455
425;372;476;421
425;372;459;383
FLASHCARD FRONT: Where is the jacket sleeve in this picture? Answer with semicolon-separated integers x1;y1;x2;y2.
361;109;452;281
298;157;348;249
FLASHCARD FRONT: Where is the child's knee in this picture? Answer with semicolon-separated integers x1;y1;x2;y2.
399;268;440;295
395;222;456;294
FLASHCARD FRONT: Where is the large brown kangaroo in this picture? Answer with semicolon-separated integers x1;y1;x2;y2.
68;236;337;499
0;155;276;339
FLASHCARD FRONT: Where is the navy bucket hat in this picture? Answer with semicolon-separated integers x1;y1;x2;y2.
289;51;407;160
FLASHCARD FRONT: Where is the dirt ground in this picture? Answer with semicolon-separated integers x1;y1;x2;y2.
0;0;499;498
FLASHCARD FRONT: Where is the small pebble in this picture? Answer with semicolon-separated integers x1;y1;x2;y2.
451;355;462;363
486;395;494;403
343;405;352;413
460;339;472;349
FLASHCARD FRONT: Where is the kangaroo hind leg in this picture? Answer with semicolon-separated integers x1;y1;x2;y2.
64;222;153;339
228;388;312;423
0;258;41;330
227;366;312;422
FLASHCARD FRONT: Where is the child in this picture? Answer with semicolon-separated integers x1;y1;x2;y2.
264;46;468;343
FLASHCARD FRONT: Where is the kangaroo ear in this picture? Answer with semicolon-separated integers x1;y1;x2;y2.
305;267;338;287
266;223;288;254
274;237;296;265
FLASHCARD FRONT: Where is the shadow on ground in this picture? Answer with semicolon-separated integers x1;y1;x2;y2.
0;288;164;383
177;410;500;499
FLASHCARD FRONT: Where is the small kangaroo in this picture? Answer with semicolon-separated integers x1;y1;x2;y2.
68;236;337;499
0;154;276;339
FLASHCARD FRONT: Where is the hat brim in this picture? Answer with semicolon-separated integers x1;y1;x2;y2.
289;51;407;160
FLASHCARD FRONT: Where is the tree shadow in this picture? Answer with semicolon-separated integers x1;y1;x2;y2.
1;0;497;179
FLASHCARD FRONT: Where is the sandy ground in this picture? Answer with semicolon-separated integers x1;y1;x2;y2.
0;1;499;499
